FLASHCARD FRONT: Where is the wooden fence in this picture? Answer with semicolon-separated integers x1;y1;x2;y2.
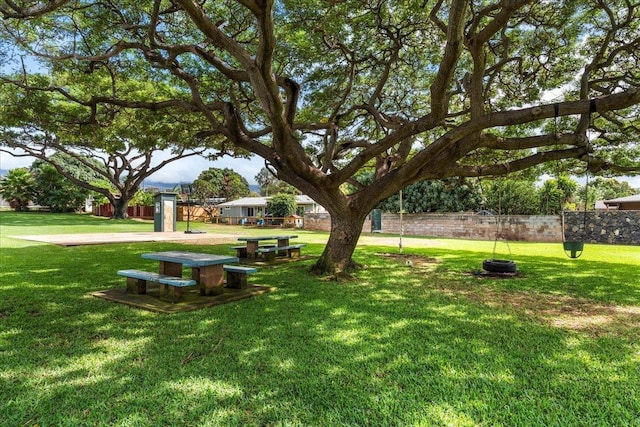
93;204;218;222
92;204;154;219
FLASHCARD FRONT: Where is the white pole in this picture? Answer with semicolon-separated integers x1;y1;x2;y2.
399;189;403;253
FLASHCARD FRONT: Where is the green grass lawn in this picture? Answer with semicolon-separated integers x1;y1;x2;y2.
1;211;639;426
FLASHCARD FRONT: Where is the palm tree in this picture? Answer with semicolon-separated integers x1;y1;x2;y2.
0;168;35;211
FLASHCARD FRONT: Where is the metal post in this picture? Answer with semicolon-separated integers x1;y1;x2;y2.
399;189;403;253
181;184;197;234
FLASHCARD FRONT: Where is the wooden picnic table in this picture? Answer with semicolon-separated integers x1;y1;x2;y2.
237;235;298;259
142;251;239;296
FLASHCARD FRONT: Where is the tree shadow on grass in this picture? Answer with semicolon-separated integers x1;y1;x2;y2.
0;211;152;235
0;242;639;425
361;243;640;306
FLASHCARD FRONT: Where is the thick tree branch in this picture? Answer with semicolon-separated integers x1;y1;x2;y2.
445;147;590;178
0;0;69;18
429;0;467;119
479;133;585;150
333;88;640;186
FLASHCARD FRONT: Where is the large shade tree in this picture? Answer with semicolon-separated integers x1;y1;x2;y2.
0;77;228;218
255;167;298;196
1;1;639;273
193;167;250;202
31;153;99;212
0;167;35;211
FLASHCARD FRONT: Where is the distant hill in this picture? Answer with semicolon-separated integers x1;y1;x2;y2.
0;172;262;194
0;172;176;190
141;181;178;192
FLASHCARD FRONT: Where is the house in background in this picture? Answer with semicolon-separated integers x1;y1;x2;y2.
602;194;640;210
217;195;325;224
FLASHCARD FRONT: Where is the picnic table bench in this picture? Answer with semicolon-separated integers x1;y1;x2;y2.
237;235;298;259
223;264;257;288
116;251;258;303
230;244;276;258
256;244;306;261
117;269;197;303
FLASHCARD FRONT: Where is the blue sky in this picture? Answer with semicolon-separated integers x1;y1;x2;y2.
0;54;268;184
141;151;264;184
0;149;264;185
3;148;639;190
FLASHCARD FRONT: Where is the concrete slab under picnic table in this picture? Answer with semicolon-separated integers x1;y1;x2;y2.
93;283;275;314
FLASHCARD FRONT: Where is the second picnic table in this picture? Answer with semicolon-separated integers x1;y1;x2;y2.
236;235;298;260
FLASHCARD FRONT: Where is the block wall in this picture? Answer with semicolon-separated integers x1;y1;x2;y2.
304;212;562;242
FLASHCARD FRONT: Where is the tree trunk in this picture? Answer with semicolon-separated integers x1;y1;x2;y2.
111;197;129;219
311;212;367;275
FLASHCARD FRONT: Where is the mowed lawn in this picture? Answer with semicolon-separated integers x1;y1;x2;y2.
0;211;639;426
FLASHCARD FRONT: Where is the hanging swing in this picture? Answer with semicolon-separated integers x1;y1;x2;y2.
563;240;584;258
556;101;594;259
562;169;588;258
482;183;517;274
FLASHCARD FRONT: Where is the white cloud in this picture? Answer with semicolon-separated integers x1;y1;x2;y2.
147;152;264;184
0;149;34;170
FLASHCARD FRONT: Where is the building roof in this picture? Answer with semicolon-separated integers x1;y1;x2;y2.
603;194;640;205
217;195;318;207
218;197;266;207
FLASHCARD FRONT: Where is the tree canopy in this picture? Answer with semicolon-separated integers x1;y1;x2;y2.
1;0;639;273
0;69;235;218
376;178;482;213
589;177;638;201
31;153;97;212
266;193;297;218
0;168;35;211
193;167;250;201
254;167;298;196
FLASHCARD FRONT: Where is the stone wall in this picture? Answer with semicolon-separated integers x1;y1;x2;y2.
564;210;640;245
304;212;563;242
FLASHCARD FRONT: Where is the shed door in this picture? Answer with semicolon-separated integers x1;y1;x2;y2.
371;209;382;232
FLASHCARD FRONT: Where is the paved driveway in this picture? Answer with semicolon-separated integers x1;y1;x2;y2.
13;232;241;247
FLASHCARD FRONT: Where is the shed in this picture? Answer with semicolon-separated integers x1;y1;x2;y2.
285;214;304;228
602;194;640;210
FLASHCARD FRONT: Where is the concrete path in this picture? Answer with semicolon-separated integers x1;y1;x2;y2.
14;231;241;247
